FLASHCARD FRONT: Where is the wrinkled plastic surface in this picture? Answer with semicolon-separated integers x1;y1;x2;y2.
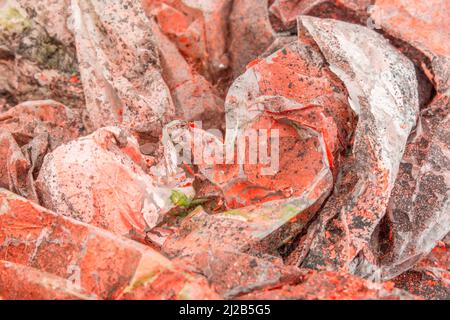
295;16;419;273
0;189;219;299
36;126;193;239
0;0;448;301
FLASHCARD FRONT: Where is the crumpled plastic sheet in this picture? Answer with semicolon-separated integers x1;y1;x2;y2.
269;0;371;32
0;99;82;148
69;0;175;137
165;215;303;299
371;0;450;93
375;95;450;280
291;16;419;273
0;129;36;200
147;15;225;130
162;207;308;298
0;260;97;300
36;126;194;239
0;189;219;300
0;100;83;202
391;238;449;300
0;0;449;300
142;0;233;82
155;12;443;293
228;0;275;77
195;37;355;210
237;269;418;300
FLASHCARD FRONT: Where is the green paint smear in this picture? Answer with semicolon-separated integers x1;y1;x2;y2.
170;190;208;209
